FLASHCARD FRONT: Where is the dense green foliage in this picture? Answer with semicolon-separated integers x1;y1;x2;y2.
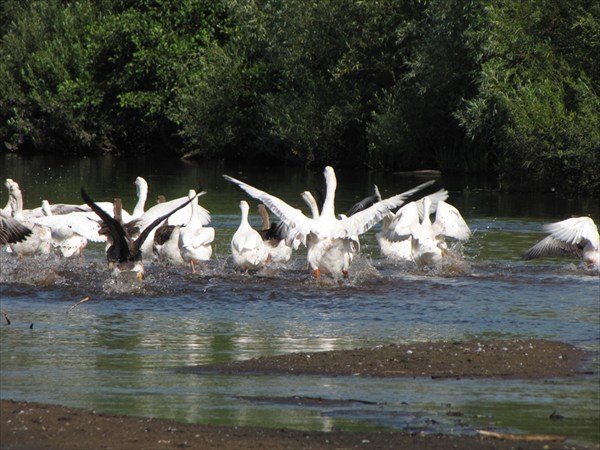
1;0;598;194
456;0;600;194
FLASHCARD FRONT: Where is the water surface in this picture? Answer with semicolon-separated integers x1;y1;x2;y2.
1;154;598;445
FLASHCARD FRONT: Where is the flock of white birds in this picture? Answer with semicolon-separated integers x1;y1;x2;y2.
1;167;598;280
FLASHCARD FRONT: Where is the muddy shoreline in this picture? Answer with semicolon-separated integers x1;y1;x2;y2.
178;338;593;379
1;339;596;450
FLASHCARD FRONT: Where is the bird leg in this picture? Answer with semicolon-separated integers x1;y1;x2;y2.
313;268;321;279
190;260;197;273
342;269;349;279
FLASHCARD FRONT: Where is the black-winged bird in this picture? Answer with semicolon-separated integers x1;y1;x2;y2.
81;188;198;280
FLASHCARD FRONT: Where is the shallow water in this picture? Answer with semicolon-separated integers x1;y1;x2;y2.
1;154;599;445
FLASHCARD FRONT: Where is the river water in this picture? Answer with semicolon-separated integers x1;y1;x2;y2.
0;153;598;445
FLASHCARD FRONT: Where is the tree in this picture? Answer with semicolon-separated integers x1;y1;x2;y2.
0;0;598;195
368;0;486;172
0;1;103;152
456;0;600;194
86;0;234;153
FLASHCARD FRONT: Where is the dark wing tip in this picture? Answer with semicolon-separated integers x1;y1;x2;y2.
0;216;32;245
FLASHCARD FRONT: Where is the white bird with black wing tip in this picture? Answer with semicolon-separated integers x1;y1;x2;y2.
525;216;599;272
224;166;434;279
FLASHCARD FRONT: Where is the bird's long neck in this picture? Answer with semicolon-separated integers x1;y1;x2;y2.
241;203;250;227
188;191;198;226
9;187;23;219
42;200;52;216
132;182;148;218
321;168;337;218
421;197;432;227
302;192;320;219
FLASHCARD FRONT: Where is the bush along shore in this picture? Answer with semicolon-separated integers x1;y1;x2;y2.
1;1;599;195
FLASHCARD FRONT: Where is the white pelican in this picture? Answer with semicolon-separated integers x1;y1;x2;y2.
178;189;215;272
4;181;52;256
257;204;294;263
29;200;90;258
4;179;28;217
524;217;599;271
231;200;271;272
81;188;198;280
8;224;51;257
224;166;434;278
384;195;470;268
301;188;360;272
376;189;449;261
411;198;470;268
4;178;136;221
31;201;106;246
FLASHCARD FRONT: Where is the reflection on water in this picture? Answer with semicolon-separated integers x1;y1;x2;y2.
1;154;599;445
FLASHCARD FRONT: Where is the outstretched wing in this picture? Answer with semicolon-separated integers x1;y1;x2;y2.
524;235;582;260
223;174;315;240
345;185;382;217
0;213;32;245
131;192;201;259
544;217;599;249
384;202;421;241
32;211;106;242
414;189;449;218
334;180;435;238
525;216;599;260
433;201;471;241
